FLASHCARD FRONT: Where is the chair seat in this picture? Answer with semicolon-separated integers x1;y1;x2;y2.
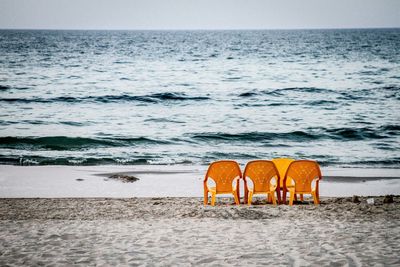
248;185;276;194
287;187;317;194
279;184;294;190
207;186;215;192
287;186;319;205
207;186;238;195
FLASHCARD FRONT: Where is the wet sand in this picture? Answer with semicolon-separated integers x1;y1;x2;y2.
1;196;399;266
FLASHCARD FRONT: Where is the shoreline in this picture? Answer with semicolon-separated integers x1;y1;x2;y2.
1;165;399;198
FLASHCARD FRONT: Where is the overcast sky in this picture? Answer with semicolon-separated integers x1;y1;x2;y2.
1;0;399;30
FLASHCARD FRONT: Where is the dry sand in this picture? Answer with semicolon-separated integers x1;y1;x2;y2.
1;196;399;266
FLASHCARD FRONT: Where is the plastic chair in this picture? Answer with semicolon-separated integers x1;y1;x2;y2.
243;160;281;205
203;160;242;206
272;158;296;203
283;160;322;205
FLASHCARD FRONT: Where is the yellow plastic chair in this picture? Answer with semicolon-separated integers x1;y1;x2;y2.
203;160;242;206
283;160;322;205
272;158;295;187
243;160;281;205
272;158;295;203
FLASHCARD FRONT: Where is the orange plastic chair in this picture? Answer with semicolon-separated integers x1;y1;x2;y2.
203;160;242;206
283;160;322;205
243;160;281;205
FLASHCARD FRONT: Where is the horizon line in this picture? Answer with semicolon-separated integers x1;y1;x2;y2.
0;26;399;31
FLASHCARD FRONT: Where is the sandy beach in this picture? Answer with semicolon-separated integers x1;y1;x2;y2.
1;196;399;266
1;166;399;265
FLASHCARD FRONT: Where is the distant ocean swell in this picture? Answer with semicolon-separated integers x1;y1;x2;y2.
0;123;399;166
0;136;170;150
0;92;210;104
1;125;398;149
191;126;399;142
0;86;398;104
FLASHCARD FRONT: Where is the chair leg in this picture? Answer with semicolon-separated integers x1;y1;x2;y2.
204;189;208;205
283;188;287;204
312;191;319;205
270;192;277;205
244;180;248;204
276;188;281;204
289;189;295;206
211;193;216;206
233;191;239;205
248;191;253;205
236;180;241;204
268;194;272;203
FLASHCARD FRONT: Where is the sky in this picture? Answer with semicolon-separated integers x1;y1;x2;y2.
0;0;399;30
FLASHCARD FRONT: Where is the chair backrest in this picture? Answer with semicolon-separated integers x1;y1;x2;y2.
243;160;280;193
204;160;242;193
284;160;322;192
272;158;295;187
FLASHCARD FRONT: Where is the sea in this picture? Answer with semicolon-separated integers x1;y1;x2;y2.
0;29;399;167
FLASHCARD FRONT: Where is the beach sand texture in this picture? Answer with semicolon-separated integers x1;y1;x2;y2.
1;197;399;266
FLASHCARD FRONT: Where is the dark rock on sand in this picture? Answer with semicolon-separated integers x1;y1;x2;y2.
384;195;394;203
352;195;361;203
109;174;139;183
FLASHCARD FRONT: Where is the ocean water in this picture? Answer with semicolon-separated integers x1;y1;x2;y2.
0;29;399;167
